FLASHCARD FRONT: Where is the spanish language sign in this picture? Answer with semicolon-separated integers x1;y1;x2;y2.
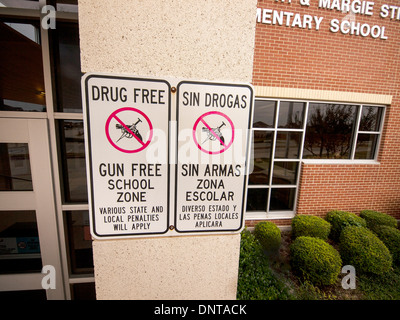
83;74;170;239
83;75;253;239
175;81;253;233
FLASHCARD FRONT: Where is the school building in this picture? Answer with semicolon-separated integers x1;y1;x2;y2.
0;0;399;300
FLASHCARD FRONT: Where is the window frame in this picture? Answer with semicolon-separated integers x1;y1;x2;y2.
0;3;92;301
246;98;386;221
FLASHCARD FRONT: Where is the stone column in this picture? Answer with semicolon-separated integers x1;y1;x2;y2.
78;0;256;299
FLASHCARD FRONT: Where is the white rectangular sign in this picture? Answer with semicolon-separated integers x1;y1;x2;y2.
175;81;253;233
82;74;170;239
83;75;253;239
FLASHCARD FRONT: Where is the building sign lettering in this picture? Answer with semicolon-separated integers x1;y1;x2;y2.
256;1;400;40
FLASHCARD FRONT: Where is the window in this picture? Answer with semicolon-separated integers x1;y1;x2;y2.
272;162;298;185
278;101;304;129
65;211;93;274
70;282;96;300
253;100;276;128
303;103;358;159
248;131;273;185
0;211;42;274
0;1;40;10
355;106;384;160
58;120;88;203
247;99;385;219
0;19;46;112
0;143;32;191
247;188;269;211
274;132;301;159
51;22;82;113
247;100;305;218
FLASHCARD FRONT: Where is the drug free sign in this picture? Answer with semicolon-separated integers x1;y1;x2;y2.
83;74;171;239
82;74;253;239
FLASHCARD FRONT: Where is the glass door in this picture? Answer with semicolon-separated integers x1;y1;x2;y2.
0;118;65;299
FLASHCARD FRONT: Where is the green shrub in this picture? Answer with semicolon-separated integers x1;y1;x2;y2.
237;229;290;300
325;210;366;241
254;221;281;252
358;267;400;300
291;215;331;240
237;228;264;270
373;225;400;266
294;280;338;300
290;236;342;286
360;210;398;230
339;226;393;275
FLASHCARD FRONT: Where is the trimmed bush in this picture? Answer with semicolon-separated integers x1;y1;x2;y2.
290;236;342;286
360;210;398;230
254;221;281;252
325;210;367;241
339;226;392;275
291;215;331;240
373;225;400;266
237;229;290;300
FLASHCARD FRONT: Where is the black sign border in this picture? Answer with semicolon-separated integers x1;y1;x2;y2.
174;80;253;234
84;74;171;238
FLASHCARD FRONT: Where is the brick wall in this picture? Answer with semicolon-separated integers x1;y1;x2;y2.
246;219;292;228
252;0;400;222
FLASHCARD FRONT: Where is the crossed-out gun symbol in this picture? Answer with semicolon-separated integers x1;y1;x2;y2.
115;118;143;143
202;121;226;145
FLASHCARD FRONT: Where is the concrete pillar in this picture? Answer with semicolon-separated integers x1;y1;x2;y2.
78;0;257;300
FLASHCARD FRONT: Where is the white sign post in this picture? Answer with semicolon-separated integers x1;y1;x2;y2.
175;81;253;233
83;74;171;239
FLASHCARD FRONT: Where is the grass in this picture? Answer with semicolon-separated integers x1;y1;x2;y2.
237;228;400;300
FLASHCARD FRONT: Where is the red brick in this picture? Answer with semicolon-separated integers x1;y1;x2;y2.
252;0;400;225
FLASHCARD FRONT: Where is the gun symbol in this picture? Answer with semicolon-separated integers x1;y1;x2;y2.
115;118;143;143
202;121;226;145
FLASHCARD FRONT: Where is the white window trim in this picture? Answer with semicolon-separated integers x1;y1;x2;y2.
246;97;387;220
301;159;380;165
